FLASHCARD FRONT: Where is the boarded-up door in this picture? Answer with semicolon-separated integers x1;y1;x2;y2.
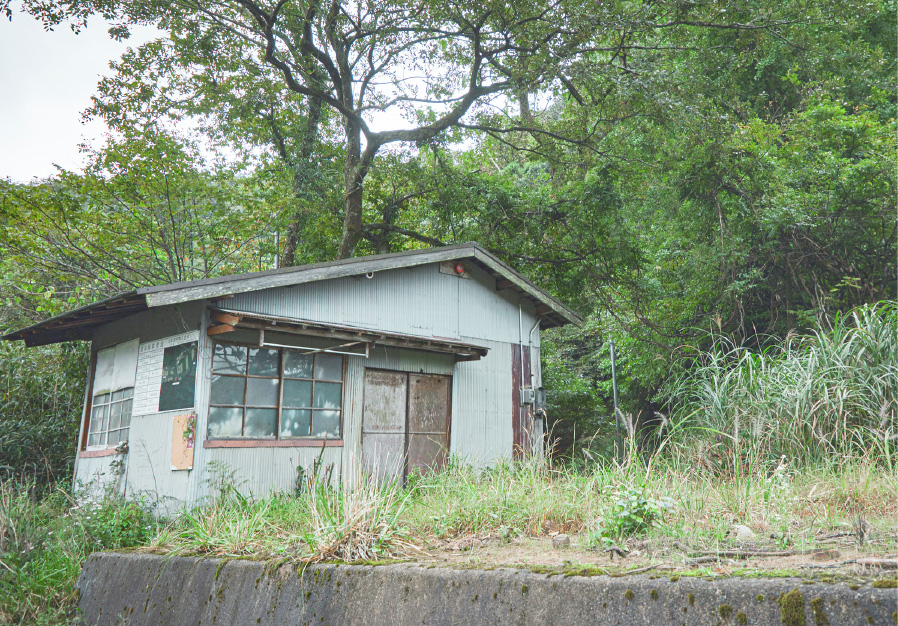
361;370;407;481
407;374;451;476
511;344;533;461
362;369;451;482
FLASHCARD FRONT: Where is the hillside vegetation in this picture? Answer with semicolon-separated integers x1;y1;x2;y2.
0;0;895;622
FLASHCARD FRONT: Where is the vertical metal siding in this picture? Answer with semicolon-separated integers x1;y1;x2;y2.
226;261;540;347
73;456;119;500
76;302;205;498
458;263;542;346
186;303;214;506
227;264;461;339
200;447;343;501
124;413;191;513
450;340;514;466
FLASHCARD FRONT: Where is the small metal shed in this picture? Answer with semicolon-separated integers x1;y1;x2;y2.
4;243;580;511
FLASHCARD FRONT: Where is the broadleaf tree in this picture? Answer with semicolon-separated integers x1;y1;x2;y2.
7;0;809;259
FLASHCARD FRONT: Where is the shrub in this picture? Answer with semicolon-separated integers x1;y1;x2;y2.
595;484;674;543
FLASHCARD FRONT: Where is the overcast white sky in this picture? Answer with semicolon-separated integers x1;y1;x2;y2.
0;10;157;183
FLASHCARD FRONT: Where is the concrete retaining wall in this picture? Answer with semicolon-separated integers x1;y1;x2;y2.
77;553;897;626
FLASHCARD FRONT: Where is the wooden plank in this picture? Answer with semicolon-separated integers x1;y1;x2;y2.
407;373;451;475
496;278;514;290
207;324;235;336
232;319;488;359
362;369;408;482
511;345;533;462
535;304;552;315
170;413;195;471
212;311;242;325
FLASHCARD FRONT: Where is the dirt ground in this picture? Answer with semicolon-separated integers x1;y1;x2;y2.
419;532;898;580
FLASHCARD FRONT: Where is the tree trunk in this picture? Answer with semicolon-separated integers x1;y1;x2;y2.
337;118;367;259
281;94;324;267
338;174;365;259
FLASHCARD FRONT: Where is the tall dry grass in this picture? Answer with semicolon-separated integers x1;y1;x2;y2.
151;462;419;562
662;302;897;465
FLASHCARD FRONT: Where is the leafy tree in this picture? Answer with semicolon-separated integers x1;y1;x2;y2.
8;0;809;259
0;130;271;302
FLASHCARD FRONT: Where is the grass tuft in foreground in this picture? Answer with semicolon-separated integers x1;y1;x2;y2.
151;464;420;563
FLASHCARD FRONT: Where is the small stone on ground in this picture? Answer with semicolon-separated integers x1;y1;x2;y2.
552;534;570;549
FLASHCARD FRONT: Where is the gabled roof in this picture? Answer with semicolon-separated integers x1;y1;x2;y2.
3;242;582;346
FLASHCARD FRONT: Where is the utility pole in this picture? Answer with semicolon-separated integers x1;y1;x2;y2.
609;338;624;463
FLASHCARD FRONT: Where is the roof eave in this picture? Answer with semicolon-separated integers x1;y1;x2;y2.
2;291;147;345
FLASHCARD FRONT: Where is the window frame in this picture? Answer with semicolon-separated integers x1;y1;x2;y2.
158;340;199;412
86;388;134;450
207;339;346;442
81;339;139;452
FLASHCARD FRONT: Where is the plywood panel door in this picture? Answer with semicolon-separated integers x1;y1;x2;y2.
361;370;407;482
362;369;452;482
407;374;451;476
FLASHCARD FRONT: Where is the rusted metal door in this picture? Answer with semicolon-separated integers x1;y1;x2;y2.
361;370;407;482
362;369;451;482
511;344;533;461
407;374;451;476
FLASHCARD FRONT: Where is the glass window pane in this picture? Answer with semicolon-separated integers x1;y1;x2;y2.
108;401;122;430
208;407;243;438
247;348;280;377
246;378;279;407
88;433;101;446
282;379;312;408
211;375;245;406
93;393;108;405
121;427;129;441
313;382;342;410
280;409;311;437
111;390;124;402
122;387;134;399
284;351;314;378
314;354;343;381
212;344;247;374
99;409;110;433
312;410;340;438
107;430;120;446
120;399;133;428
160;342;197;411
90;405;106;432
244;408;277;438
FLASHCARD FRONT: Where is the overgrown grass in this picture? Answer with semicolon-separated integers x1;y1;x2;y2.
0;482;156;625
405;453;897;549
662;301;897;465
2;454;895;625
151;465;419;563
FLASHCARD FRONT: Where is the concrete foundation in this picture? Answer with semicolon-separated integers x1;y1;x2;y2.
77;553;897;625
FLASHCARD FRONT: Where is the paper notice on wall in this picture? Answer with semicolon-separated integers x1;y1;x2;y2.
171;413;196;471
